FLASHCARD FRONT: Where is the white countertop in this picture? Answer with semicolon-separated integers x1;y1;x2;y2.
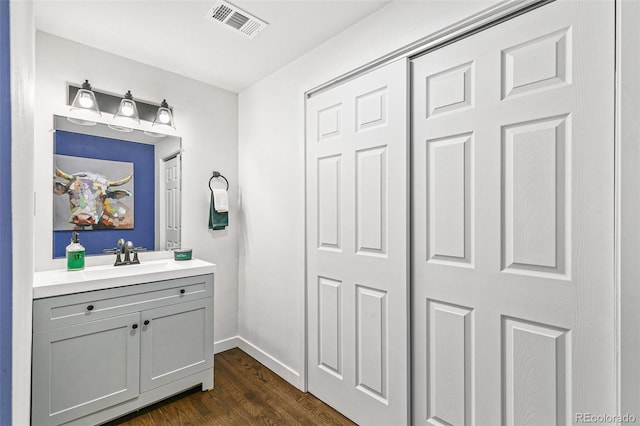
33;258;216;299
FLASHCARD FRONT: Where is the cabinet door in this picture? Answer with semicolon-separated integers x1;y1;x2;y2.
31;313;140;426
140;298;213;392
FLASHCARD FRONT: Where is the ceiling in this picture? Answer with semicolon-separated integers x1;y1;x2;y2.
34;0;391;93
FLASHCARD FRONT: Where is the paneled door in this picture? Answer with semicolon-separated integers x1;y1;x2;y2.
306;59;409;425
412;1;614;425
164;153;181;250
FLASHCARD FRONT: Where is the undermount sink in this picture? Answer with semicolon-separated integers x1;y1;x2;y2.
33;258;216;299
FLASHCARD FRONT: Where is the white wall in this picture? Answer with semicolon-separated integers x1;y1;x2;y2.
11;1;35;424
238;0;499;388
34;32;239;346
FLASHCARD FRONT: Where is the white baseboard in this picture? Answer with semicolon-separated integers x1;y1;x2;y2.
214;336;239;354
236;336;301;389
213;335;301;390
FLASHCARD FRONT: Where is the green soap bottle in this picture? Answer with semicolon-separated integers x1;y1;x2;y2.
66;231;85;271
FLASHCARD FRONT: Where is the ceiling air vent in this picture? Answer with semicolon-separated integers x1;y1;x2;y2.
206;0;268;39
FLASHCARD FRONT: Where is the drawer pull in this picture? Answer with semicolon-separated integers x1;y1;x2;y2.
180;289;186;294
143;320;150;326
132;324;139;329
86;305;94;311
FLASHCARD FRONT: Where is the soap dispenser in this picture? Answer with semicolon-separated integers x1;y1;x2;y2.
66;231;85;271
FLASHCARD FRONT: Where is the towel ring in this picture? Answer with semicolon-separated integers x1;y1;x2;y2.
208;171;229;191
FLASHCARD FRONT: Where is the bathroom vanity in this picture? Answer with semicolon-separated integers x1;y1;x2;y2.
31;259;215;426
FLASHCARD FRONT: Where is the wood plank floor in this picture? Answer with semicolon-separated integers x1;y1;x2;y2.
106;348;356;426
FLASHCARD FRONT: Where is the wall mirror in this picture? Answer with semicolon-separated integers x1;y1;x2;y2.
52;115;182;258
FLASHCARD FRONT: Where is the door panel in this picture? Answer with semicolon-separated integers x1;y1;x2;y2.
318;155;342;250
307;59;409;425
412;1;614;425
355;284;387;401
356;146;387;255
318;276;342;377
502;316;569;426
427;132;473;264
427;300;474;426
502;115;568;275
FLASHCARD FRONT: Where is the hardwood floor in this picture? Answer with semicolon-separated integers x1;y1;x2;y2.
106;348;356;426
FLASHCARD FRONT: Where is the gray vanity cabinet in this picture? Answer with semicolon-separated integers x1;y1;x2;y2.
31;274;214;426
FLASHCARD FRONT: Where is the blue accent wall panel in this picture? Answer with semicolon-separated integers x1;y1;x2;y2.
0;0;12;422
53;131;155;257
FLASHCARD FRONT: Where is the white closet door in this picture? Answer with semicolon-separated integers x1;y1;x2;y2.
306;59;409;425
412;1;614;425
164;154;181;250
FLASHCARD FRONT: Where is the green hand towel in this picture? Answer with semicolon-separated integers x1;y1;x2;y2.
208;192;228;230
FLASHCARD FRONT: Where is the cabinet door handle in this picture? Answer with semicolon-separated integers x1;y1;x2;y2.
86;305;94;311
132;324;138;329
143;320;150;326
180;289;186;294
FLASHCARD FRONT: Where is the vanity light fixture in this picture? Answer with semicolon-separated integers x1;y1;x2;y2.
152;99;175;129
113;90;140;123
67;80;101;126
67;84;177;132
69;80;100;114
109;90;140;132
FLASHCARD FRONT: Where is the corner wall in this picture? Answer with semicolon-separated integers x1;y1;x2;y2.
237;0;499;388
0;0;13;422
10;0;35;423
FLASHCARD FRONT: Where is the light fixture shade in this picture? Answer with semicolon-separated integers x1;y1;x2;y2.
69;80;101;116
113;90;140;124
152;99;175;128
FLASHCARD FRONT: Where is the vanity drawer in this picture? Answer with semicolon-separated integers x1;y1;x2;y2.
33;274;213;332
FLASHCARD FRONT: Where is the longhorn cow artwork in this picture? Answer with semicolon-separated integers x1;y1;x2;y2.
53;155;134;231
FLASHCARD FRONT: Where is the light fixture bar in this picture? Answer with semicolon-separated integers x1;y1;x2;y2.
67;85;174;123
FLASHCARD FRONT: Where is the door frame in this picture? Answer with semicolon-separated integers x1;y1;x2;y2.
616;0;639;420
303;0;626;419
